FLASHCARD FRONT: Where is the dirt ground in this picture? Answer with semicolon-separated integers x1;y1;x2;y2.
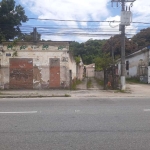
75;77;150;97
0;78;150;98
76;78;103;90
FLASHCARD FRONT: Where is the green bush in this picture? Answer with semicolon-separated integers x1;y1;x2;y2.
126;77;141;83
71;79;82;90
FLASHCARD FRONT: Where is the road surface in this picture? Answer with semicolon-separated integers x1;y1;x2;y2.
0;97;150;150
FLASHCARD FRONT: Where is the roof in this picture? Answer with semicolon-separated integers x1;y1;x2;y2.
85;63;95;68
1;41;71;45
126;47;148;58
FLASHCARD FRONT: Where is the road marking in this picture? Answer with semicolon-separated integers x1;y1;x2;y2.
143;109;150;112
0;111;38;114
75;110;80;113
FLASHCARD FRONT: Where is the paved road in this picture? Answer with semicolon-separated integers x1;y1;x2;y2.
0;97;150;150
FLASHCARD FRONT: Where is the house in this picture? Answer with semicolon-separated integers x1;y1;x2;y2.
0;41;80;89
118;47;150;83
85;63;95;78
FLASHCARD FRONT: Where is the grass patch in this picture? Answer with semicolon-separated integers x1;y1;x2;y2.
87;78;92;88
65;94;71;97
114;89;131;93
115;90;126;93
126;77;145;84
71;79;82;90
95;78;104;87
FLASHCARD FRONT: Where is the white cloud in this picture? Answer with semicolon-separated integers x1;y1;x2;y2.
98;15;120;40
20;0;111;42
20;0;110;21
132;0;150;17
19;0;149;42
99;15;137;39
42;35;71;41
129;1;150;24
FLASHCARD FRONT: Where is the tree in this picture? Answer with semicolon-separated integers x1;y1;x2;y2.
17;32;41;42
70;39;106;65
0;0;28;42
94;53;113;71
102;35;138;57
132;27;150;49
94;53;114;89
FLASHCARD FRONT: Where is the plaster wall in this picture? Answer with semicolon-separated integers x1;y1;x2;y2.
118;49;149;77
0;42;75;89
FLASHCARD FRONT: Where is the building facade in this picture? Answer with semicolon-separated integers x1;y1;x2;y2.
0;41;78;89
85;63;95;78
118;47;150;83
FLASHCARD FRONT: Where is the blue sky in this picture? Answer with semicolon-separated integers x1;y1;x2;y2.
16;0;150;42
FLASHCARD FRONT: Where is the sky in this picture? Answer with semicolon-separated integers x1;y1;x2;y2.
15;0;150;42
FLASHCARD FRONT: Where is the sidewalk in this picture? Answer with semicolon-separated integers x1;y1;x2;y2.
0;83;150;98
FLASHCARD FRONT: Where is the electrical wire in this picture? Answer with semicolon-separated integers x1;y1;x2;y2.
0;18;150;38
28;18;150;25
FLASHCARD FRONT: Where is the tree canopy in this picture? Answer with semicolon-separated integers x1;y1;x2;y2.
102;28;150;57
132;27;150;49
17;32;41;42
0;0;28;42
70;27;150;71
70;39;106;65
102;35;138;57
94;53;114;71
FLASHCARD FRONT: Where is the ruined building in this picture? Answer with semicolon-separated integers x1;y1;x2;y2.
0;41;80;89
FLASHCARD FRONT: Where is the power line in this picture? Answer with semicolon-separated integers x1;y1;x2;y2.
28;18;150;24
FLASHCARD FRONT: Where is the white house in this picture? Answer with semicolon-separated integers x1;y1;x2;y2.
118;47;150;83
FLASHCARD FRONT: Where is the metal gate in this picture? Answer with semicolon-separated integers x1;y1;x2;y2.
105;65;119;89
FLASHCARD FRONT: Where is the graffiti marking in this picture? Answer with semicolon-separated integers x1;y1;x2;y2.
42;44;49;50
20;45;27;50
58;46;66;50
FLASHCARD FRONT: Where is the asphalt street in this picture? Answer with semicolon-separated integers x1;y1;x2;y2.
0;97;150;150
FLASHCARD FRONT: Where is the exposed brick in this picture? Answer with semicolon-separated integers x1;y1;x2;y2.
9;58;33;89
49;58;60;88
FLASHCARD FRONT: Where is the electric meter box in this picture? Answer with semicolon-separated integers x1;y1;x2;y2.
121;11;132;26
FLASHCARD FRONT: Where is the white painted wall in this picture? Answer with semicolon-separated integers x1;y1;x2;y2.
68;54;76;80
85;64;95;78
118;48;149;78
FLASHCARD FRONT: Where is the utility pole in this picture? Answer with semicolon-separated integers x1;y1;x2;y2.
111;0;135;90
110;36;115;89
121;0;126;90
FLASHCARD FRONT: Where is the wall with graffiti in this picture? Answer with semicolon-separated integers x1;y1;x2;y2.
0;41;77;89
3;41;69;51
